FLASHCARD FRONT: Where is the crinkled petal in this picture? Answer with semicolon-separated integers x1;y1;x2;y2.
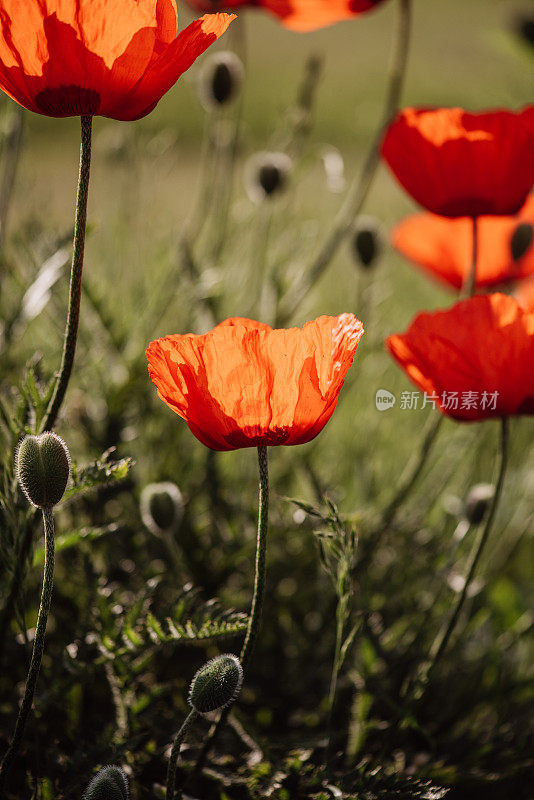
146;314;363;450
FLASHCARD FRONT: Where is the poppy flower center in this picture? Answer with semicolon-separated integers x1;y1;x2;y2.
224;425;290;448
34;86;101;117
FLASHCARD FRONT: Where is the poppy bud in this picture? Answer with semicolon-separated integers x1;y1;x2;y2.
199;51;244;110
245;152;292;203
140;482;184;536
83;766;130;800
188;654;243;714
463;483;494;526
514;14;534;49
510;222;533;262
16;432;70;509
352;216;383;268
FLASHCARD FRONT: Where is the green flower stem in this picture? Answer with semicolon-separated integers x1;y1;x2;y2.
42;114;93;432
240;445;269;670
0;507;55;792
0;105;24;254
463;215;478;298
166;709;198;800
191;446;270;778
424;417;509;685
277;0;412;325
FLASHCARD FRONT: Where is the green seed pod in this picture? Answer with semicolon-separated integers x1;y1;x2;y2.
188;654;243;715
245;151;292;204
510;222;533;263
463;483;494;526
140;482;184;536
16;432;70;509
352;216;383;269
82;766;129;800
199;51;244;109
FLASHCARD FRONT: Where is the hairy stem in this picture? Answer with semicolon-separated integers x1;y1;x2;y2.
166;709;198;800
0;507;55;792
0;105;24;253
277;0;412;324
192;446;270;777
42;115;93;431
463;215;478;297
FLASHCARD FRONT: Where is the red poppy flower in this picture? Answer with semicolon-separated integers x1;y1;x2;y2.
185;0;387;32
146;314;364;450
387;294;534;421
0;1;234;120
381;106;534;217
392;195;534;291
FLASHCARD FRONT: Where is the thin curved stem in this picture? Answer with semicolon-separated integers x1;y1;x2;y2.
240;445;269;670
277;0;412;325
424;417;509;683
462;215;478;298
0;105;24;254
0;507;55;792
166;709;198;800
191;446;270;777
42;115;93;431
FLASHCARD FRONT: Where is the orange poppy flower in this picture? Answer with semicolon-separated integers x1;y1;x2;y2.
392;195;534;291
381;106;534;217
185;0;387;32
146;314;364;450
387;294;534;421
0;1;234;120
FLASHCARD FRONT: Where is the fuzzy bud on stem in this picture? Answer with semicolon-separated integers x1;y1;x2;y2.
352;216;383;269
245;152;292;203
510;222;533;263
199;51;244;110
140;482;184;536
188;654;243;715
83;766;130;800
463;483;495;526
16;432;70;509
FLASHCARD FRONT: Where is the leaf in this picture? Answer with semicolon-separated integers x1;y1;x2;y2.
32;524;120;567
64;449;134;501
96;588;250;661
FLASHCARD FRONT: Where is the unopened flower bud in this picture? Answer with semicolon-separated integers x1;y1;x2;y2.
188;654;243;714
140;482;183;536
16;432;70;509
199;51;244;110
463;483;494;526
352;216;383;268
83;766;130;800
514;14;534;49
510;222;533;263
245;151;292;203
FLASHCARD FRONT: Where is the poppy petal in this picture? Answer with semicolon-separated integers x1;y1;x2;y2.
146;314;364;450
392;195;534;290
387;294;534;420
109;13;235;120
381;107;534;217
